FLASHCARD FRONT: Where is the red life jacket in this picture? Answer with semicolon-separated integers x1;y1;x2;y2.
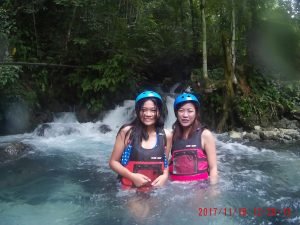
169;128;208;181
121;161;164;186
121;129;166;187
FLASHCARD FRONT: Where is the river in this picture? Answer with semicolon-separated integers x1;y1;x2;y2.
0;96;299;225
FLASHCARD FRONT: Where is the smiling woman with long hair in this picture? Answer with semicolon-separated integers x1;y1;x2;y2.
109;91;172;188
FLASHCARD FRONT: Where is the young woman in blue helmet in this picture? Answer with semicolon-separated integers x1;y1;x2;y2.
169;93;218;184
109;91;172;188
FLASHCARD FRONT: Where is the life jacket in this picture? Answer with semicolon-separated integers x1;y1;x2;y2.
121;128;167;187
169;128;208;181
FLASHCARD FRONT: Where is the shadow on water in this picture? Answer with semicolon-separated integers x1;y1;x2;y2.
0;151;118;195
0;149;124;225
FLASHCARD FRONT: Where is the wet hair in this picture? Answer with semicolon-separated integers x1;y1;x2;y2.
117;97;165;144
172;101;201;141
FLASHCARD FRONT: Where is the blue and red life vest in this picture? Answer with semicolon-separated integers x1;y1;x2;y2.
121;129;167;187
169;128;208;181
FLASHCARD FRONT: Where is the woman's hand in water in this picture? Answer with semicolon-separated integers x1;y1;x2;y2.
209;175;219;186
130;173;151;187
151;172;168;187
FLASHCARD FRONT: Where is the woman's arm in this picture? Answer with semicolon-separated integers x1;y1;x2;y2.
109;126;132;178
201;129;218;185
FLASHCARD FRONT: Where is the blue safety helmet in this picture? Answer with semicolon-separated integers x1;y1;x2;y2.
135;91;162;105
174;92;200;112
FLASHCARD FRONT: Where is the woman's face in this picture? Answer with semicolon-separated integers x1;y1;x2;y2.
139;100;159;126
177;103;196;127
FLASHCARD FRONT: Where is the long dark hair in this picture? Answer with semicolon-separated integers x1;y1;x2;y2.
117;97;165;144
172;101;201;141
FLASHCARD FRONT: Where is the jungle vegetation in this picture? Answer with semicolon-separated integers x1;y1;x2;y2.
0;0;299;134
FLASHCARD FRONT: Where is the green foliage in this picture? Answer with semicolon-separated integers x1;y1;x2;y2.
0;73;38;119
0;6;16;35
0;64;21;88
0;0;299;126
235;78;298;128
31;69;49;93
86;54;130;92
72;38;88;46
69;54;140;112
208;68;224;80
87;97;103;113
54;0;90;7
205;92;223;113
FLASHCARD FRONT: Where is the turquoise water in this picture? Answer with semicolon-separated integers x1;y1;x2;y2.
0;107;299;225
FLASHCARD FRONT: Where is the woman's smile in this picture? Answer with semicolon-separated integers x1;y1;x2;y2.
139;100;159;125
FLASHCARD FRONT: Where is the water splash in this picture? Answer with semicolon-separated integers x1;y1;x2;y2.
102;100;135;131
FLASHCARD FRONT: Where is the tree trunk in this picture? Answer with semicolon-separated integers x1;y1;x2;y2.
65;6;77;52
32;5;39;57
189;0;198;54
231;0;237;84
217;34;235;132
200;0;208;80
180;1;187;50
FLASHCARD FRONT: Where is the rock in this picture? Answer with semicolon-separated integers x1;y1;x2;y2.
34;124;79;137
281;139;293;144
291;108;300;121
243;132;260;141
35;123;51;136
32;111;53;125
255;127;300;142
254;125;261;131
99;124;112;134
75;107;99;123
62;127;78;135
279;128;300;139
252;129;260;135
228;118;300;143
259;130;279;140
273;117;299;129
236;127;244;132
282;134;292;141
229;131;242;139
288;123;299;130
0;142;33;162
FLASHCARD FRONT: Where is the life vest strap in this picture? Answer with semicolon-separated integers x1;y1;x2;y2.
170;172;209;181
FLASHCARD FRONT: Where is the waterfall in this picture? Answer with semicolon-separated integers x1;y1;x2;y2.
53;112;79;123
164;96;176;129
169;82;181;94
101;100;135;131
31;95;176;139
